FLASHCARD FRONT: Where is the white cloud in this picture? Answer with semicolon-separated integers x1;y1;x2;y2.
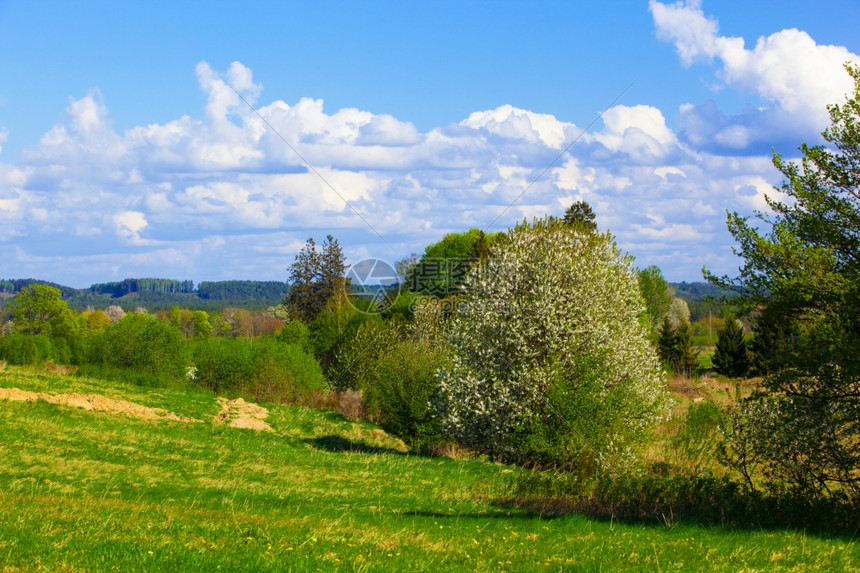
595;105;677;160
114;210;148;243
462;105;571;148
0;59;815;283
651;0;858;132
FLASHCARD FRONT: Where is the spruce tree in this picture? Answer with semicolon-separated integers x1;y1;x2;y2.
712;313;749;378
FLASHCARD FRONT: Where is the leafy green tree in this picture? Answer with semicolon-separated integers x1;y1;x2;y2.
562;200;598;233
7;284;78;338
364;338;448;451
405;228;500;296
712;313;749;378
191;310;213;338
637;265;671;330
436;217;669;468
711;64;860;497
80;309;112;335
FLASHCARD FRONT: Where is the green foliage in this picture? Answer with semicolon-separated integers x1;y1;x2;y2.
363;339;448;451
329;318;397;391
191;310;213;338
286;235;347;322
7;284;78;338
0;334;54;365
746;306;793;376
657;317;699;377
404;228;501;296
244;337;327;403
276;319;313;354
669;399;726;472
197;280;289;303
91;313;188;381
192;337;253;394
637;265;671;331
712;313;749;377
437;217;670;468
309;290;377;375
191;336;326;403
561;200;598;233
708;64;860;498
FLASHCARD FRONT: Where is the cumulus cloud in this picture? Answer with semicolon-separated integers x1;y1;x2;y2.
0;57;839;285
594;105;677;161
651;0;858;142
114;210;148;243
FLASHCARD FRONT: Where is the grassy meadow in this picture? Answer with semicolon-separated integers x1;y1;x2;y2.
0;364;857;572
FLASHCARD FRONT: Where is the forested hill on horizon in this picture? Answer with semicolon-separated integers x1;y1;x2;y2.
0;276;734;316
0;278;291;312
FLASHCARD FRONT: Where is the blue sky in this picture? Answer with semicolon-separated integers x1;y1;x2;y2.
1;0;858;288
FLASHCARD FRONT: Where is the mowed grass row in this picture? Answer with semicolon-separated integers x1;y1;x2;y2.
0;366;856;571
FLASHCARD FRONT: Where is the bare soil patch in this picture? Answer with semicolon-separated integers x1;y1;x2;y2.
0;387;202;423
213;397;273;432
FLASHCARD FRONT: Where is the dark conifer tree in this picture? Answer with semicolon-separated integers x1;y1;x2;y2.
712;313;749;378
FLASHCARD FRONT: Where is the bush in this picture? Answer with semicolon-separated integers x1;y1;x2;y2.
0;334;45;365
277;319;313;355
0;334;86;366
245;336;327;403
363;339;448;451
192;337;253;394
191;336;326;404
668;399;725;473
91;314;188;381
330;319;400;391
436;217;670;468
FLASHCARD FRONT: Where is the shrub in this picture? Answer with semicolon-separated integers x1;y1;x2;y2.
92;314;188;381
436;217;670;468
0;334;43;365
192;337;253;394
330;319;400;391
669;399;725;473
277;319;313;355
191;336;326;404
0;334;86;366
244;336;327;403
364;339;448;451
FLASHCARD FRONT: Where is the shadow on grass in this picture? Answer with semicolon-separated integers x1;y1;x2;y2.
305;435;408;456
493;471;860;540
400;509;561;522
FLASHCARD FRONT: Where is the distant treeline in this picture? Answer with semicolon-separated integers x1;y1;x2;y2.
89;278;196;297
670;281;738;322
197;280;289;301
0;279;79;298
0;278;290;312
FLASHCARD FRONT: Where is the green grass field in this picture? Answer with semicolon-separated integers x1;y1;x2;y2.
0;365;857;571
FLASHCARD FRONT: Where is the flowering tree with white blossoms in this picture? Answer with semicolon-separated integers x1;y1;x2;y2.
436;217;670;468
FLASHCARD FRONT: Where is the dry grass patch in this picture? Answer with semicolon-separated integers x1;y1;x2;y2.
0;387;201;424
